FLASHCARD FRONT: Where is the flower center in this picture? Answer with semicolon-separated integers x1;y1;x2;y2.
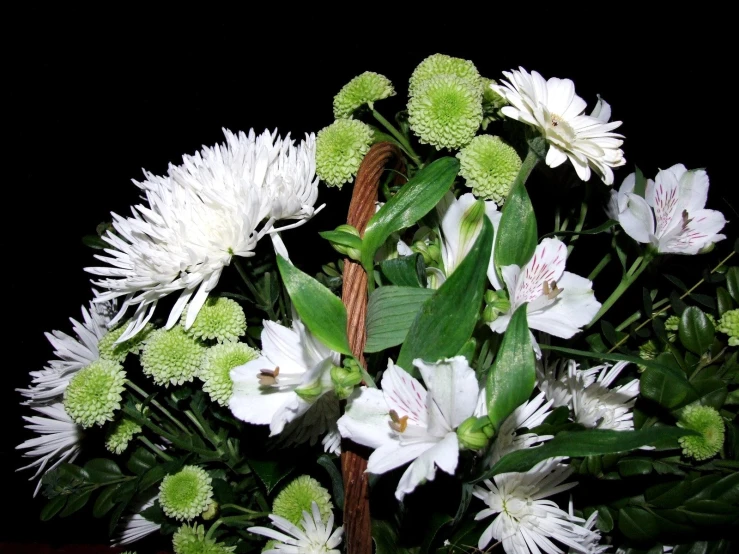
258;366;280;386
389;409;409;433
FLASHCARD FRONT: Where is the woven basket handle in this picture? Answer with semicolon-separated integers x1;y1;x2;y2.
341;142;404;554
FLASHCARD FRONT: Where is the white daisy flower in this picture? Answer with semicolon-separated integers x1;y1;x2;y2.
568;361;639;431
537;359;575;409
18;292;115;403
488;392;554;466
114;496;161;545
568;497;609;554
87;128;322;342
16;402;84;496
247;501;343;554
229;315;341;450
490;67;625;185
607;165;726;254
473;458;597;554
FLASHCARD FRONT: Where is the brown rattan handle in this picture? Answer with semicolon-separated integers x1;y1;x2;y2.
341;142;404;554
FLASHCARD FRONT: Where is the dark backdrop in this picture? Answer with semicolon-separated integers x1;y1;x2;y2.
5;9;733;551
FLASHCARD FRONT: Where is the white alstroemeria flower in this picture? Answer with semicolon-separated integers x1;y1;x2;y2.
114;496;161;545
568;361;639;431
248;501;343;554
18;292;116;403
338;356;479;501
87;128;322;342
473;458;597;554
488;392;554;465
607;165;726;254
229;316;341;451
16;402;84;496
491;67;625;185
488;238;601;342
437;192;501;277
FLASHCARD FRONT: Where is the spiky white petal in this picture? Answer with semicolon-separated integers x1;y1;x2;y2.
569;361;639;431
489;392;554;465
114;497;161;545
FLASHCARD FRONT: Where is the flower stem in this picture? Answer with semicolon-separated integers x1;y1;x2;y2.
566;200;589;257
138;435;173;461
234;258;279;321
205;515;258;541
125;380;190;435
371;109;421;166
588;253;612;281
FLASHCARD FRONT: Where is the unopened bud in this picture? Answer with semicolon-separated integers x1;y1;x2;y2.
331;361;363;400
328;225;362;261
456;416;493;450
202;501;219;521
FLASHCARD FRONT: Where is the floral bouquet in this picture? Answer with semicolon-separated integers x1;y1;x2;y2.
16;53;737;554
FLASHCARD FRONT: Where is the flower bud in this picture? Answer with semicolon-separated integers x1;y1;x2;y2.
201;501;219;521
456;416;493;450
331;360;363;400
483;290;510;323
327;225;362;261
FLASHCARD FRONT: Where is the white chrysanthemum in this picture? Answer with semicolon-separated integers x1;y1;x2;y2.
473;458;597;554
114;497;161;545
569;361;639;431
18;292;116;403
537;359;575;409
489;392;554;465
491;67;625;185
568;498;608;554
87;129;322;342
16;402;84;496
247;501;343;554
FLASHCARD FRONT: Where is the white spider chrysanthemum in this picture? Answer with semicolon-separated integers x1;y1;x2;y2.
568;497;608;554
114;497;161;545
16;402;84;496
569;361;639;431
18;292;116;403
537;359;574;409
473;458;597;554
490;67;625;185
87;129;323;342
489;392;554;465
248;501;343;554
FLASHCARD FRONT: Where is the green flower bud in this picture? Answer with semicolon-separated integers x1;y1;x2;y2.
182;297;246;344
456;416;493;450
678;405;725;461
409;53;481;97
201;501;219;521
172;523;235;554
483;290;510;323
331;360;363;400
141;327;205;387
327;224;362;261
159;466;214;522
63;359;126;428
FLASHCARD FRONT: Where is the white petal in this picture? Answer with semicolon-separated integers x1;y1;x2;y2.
380;361;428;426
618;193;655;244
229;359;295;425
414;356;479;431
528;271;600;338
337;388;393;450
394;432;459;500
367;439;435;476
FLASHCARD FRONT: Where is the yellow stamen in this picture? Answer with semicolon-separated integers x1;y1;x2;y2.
388;409;409;433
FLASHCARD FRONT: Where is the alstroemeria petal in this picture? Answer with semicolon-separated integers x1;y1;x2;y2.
528;271;600;339
367;439;436;476
380;361;428;426
337;388;393;450
395;432;460;501
230;359;296;425
414;356;479;431
618;193;655;244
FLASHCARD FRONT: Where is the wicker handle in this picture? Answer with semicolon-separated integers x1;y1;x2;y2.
341;142;403;554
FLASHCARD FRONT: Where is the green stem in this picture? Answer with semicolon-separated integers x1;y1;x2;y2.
185;409;223;454
206;515;261;541
234;258;278;320
615;298;669;332
125;380;190;435
587;253;612;281
138;436;173;462
372;109;421;166
566;200;589;256
220;504;268;516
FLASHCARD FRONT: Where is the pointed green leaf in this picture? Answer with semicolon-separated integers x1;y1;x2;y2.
641;353;698;409
361;157;459;272
276;254;351;356
727;267;739;302
40;496;67;521
619;506;660;540
679;307;716;355
60;489;93;517
247;458;296;495
318;230;363;251
716;287;734;316
365;286;434;353
83;458;124;484
486;304;535;431
494;177;537;277
396;217;492;374
633;166;648;198
379;253;426;288
317;454;345;512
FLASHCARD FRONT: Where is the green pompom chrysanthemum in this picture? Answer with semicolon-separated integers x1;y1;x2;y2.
141;327;205;387
407;74;483;150
638;339;660;371
316;119;373;188
272;475;333;527
98;320;154;363
678;404;725;461
182;297;246;344
718;309;738;346
172;523;235;554
63;359;126;428
105;416;142;454
200;342;260;406
408;53;481;97
159;466;214;522
333;71;395;119
457;135;521;203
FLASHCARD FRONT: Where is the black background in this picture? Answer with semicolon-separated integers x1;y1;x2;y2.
4;9;734;550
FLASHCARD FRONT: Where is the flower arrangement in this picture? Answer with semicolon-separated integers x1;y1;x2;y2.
15;52;737;554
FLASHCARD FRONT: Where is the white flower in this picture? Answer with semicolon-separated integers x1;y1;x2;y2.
568;497;608;554
490;67;625;185
247;501;343;554
114;496;161;545
537;359;574;409
488;238;601;342
87;128;322;342
607;165;726;254
337;356;479;501
473;458;597;554
18;292;115;403
16;402;84;496
229;315;341;450
489;392;554;466
568;361;639;431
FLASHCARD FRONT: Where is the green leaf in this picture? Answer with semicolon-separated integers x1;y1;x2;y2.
318;230;363;251
379;253;426;288
619;506;660;540
139;465;168;492
691;378;728;410
247;458;296;495
372;519;412;554
362;157;459;271
680;307;716;355
540;219;617;239
364;286;434;352
60;489;93;517
678;500;739;526
716;287;734;316
276;254;351;356
634;166;648;198
396;216;492;374
539;344;698;375
40;495;67;521
419;512;452;554
726;267;739;302
317;454;345;512
82;234;109;250
494;176;537;278
127;447;157;475
674;543;709;554
618;458;653;477
641;353;698;409
92;483;120;518
486;304;535;431
595;505;615;533
83;458;124;484
473;427;695;482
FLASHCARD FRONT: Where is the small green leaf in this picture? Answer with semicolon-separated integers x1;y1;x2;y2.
641;354;697;409
633;166;648;198
139;465;168;492
678;500;739;526
494;177;537;278
691;378;728;410
276;255;351;356
726;267;739;302
82;234;109;250
716;287;734;316
419;512;452;554
679;307;716;355
674;542;709;554
318;230;363;251
379;253;426;288
92;484;121;518
617;458;653;477
60;489;93;517
83;458;124;484
127;447;157;475
486;304;535;432
40;496;67;521
365;286;434;353
595;505;615;533
317;454;345;512
396;217;492;373
247;458;296;495
372;519;412;554
619;506;660;540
